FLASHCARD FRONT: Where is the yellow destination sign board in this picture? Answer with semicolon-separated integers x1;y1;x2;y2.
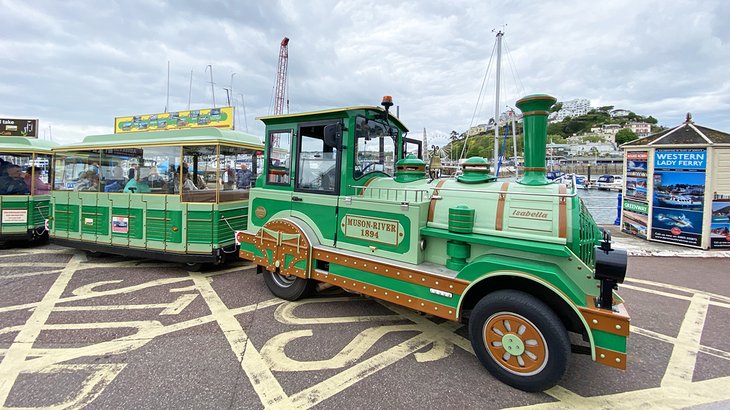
114;107;234;134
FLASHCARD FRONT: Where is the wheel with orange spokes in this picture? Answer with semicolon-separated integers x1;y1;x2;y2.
469;290;570;392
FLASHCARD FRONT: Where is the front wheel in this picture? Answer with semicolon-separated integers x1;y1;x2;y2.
468;290;570;392
262;268;313;300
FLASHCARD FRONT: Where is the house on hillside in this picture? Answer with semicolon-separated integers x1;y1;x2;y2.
610;109;631;118
627;122;651;137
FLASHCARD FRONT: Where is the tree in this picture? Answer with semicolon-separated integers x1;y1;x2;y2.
549;102;563;113
615;128;638;145
646;116;658;124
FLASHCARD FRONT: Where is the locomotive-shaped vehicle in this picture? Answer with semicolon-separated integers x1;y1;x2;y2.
237;94;630;391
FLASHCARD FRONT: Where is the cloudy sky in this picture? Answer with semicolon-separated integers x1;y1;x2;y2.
2;0;728;147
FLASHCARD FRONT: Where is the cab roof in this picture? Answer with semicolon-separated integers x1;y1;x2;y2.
53;127;263;151
0;137;57;153
257;106;409;132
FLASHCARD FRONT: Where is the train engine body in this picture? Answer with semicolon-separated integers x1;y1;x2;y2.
236;94;629;392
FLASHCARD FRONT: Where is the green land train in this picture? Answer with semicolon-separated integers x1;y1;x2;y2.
49;127;263;269
0;137;56;245
237;94;630;391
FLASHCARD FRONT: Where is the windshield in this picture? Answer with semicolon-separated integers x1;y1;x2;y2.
353;116;396;180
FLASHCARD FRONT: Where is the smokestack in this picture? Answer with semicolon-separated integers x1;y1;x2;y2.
515;94;557;186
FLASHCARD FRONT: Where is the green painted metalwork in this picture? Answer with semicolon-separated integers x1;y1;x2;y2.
516;94;556;186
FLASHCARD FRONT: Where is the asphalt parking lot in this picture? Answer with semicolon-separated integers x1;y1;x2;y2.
1;244;729;409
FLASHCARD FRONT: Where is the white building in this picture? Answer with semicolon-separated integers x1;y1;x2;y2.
627;122;651;137
610;109;631;118
549;98;591;122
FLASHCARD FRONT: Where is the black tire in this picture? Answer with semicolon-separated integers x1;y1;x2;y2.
185;262;204;272
468;290;570;392
262;268;312;300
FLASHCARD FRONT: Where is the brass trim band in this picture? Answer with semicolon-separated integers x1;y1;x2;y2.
313;248;469;295
495;182;510;231
312;269;457;320
520;110;550;116
427;179;448;222
523;167;546;172
558;184;567;238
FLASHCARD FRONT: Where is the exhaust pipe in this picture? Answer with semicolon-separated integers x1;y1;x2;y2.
515;94;557;186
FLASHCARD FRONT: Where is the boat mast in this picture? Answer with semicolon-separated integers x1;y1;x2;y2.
493;30;503;177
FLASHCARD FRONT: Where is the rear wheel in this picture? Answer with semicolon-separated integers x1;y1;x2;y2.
185;262;204;272
468;290;570;392
262;268;312;300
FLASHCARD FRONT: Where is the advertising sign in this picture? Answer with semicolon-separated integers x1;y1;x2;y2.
622;200;648;239
114;107;234;134
625;151;648;201
650;149;706;247
1;209;28;224
710;196;730;249
111;216;129;234
1;118;38;138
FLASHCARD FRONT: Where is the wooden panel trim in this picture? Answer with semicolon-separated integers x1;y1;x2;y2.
427;179;448;223
558;184;567;238
313;248;468;295
595;347;627;370
312;269;456;320
495;182;510;231
578;298;630;337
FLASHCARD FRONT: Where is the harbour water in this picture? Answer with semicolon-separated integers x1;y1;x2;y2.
577;188;622;225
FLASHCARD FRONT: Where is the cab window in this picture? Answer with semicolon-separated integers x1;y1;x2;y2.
296;123;339;194
267;130;292;185
354;116;396;180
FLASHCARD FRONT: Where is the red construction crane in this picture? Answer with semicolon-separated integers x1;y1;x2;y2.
273;37;289;116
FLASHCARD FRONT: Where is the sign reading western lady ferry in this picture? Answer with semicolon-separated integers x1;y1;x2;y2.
651;148;707;247
114;107;234;134
1;118;38;137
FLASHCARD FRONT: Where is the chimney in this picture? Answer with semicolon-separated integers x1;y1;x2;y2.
516;94;557;186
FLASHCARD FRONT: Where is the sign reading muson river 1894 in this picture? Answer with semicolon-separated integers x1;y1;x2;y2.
342;215;402;246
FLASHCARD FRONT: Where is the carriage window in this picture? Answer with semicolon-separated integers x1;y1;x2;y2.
181;145;217;202
53;150;101;192
354;116;396;180
218;145;258;202
267;131;291;185
296;124;338;193
100;146;180;194
0;153;33;195
31;154;52;195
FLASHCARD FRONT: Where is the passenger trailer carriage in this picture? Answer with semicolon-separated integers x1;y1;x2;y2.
49;128;263;269
237;94;630;391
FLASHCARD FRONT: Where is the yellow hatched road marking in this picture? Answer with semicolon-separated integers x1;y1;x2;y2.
191;273;294;408
0;253;83;407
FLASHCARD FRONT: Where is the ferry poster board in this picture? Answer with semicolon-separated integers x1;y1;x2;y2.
650;148;706;247
622;199;648;239
624;151;648;201
114;107;234;134
711;196;730;248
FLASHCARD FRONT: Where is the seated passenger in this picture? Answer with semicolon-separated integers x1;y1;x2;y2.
0;164;30;195
123;177;150;193
173;165;198;193
74;171;96;191
104;165;126;192
23;166;50;195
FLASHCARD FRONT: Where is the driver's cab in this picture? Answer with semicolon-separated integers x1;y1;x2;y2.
250;100;413;247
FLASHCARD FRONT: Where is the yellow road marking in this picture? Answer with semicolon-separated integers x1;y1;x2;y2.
661;294;710;387
274;297;404;325
0;253;83;406
191;273;294;408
